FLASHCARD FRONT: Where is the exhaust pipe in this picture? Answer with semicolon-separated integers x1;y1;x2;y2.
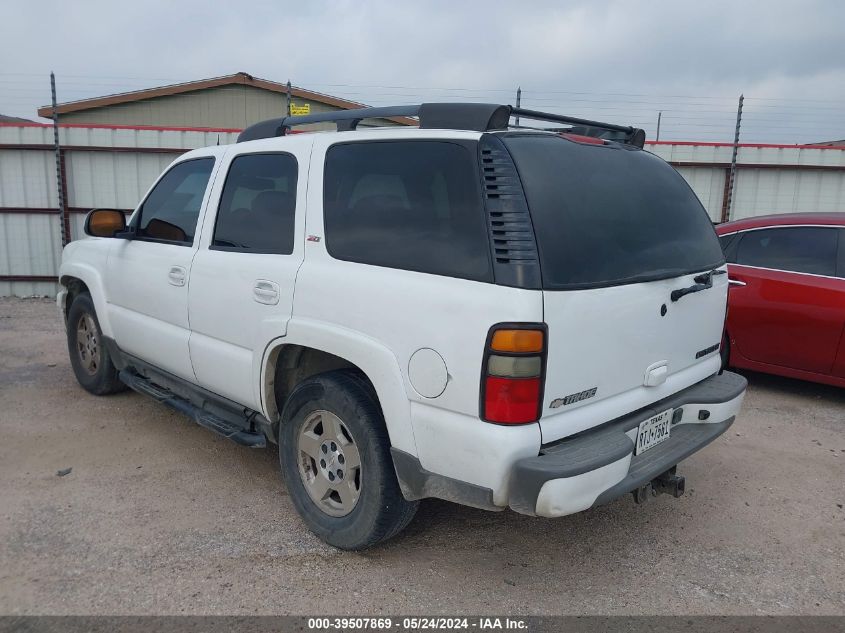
632;467;686;504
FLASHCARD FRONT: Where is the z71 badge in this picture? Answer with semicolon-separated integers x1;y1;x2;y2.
550;387;598;408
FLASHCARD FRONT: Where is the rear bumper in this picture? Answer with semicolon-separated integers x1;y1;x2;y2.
508;371;747;517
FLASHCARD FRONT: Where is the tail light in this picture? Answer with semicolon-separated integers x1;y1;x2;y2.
481;324;547;424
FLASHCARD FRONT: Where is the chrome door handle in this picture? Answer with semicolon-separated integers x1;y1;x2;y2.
168;266;187;286
728;279;746;287
253;280;280;305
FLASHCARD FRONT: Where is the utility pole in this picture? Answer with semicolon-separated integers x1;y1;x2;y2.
722;94;744;223
286;80;292;116
50;72;68;247
515;86;521;126
655;111;662;142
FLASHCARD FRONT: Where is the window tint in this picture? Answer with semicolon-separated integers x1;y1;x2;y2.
501;135;725;289
735;227;838;276
718;233;741;262
137;158;214;244
212;153;298;254
323;141;492;282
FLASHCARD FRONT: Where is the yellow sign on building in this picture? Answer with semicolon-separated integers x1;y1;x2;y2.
290;103;311;116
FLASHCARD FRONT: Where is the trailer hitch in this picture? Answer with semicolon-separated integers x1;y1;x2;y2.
632;466;686;504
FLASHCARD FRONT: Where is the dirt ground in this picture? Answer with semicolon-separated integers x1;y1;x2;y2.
0;297;843;615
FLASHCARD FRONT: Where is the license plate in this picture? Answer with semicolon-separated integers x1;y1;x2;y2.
635;408;673;455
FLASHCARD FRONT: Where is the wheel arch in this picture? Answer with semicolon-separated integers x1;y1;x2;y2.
59;262;113;337
259;321;417;456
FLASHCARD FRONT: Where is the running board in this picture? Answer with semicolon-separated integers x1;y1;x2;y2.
119;370;267;448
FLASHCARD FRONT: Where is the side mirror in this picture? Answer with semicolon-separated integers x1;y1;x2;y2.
84;209;127;238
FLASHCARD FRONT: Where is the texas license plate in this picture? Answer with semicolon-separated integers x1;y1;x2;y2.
635;408;673;455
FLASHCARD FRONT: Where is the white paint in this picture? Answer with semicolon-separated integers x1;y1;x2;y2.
187;135;313;408
540;270;727;443
408;348;448;398
54;124;750;520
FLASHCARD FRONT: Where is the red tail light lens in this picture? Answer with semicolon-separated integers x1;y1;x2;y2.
484;376;542;424
481;325;546;425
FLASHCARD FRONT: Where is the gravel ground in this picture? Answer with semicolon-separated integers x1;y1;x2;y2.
0;297;843;615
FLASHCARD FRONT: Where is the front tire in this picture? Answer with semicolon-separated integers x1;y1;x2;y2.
66;292;125;395
279;370;418;550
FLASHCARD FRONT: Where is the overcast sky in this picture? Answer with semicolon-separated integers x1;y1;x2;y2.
2;0;844;142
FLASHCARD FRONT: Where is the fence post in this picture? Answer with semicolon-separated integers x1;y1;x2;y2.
50;72;69;247
721;94;744;223
515;87;521;126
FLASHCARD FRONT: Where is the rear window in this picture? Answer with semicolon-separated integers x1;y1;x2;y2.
323;140;492;282
502;135;724;289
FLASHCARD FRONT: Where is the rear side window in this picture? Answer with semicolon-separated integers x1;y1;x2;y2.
735;227;838;276
323;141;492;282
137;158;215;244
502;135;725;289
212;153;298;254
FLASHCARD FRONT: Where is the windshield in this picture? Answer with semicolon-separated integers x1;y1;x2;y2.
502;134;725;289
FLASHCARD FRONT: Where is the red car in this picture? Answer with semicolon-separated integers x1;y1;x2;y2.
716;213;845;388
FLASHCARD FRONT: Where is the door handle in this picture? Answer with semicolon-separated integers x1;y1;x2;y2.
168;266;187;287
253;280;280;305
728;279;746;287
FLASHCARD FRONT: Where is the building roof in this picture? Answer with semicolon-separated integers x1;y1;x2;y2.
37;72;416;126
0;114;34;123
809;139;845;147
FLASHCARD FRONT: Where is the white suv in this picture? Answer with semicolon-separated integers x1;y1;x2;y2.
59;103;746;549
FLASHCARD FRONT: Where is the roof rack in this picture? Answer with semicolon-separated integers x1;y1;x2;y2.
236;103;646;148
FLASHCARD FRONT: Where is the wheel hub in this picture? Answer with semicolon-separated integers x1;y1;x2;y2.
76;313;100;376
297;410;362;517
318;440;347;483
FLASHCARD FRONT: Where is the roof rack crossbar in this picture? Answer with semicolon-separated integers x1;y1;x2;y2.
509;107;646;147
509;107;633;134
237;102;645;148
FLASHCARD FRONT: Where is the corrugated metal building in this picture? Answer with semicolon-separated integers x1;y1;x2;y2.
647;141;845;222
2;119;845;297
35;72;414;131
0;123;240;297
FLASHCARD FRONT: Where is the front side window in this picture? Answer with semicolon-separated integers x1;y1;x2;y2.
136;158;215;244
212;153;298;254
323;141;492;282
735;227;838;276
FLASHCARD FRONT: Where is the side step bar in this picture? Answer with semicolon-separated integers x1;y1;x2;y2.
119;370;267;448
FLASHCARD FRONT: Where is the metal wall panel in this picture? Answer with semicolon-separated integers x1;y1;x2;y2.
0;149;57;208
732;168;845;219
53;85;400;131
0;281;58;298
0;213;62;276
673;166;726;221
0;123;239;149
2;132;845;298
65;151;180;209
646;143;733;164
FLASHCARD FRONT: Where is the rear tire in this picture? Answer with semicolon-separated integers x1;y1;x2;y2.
279;370;418;550
66;292;125;395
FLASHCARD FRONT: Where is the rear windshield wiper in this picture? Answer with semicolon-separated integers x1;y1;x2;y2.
670;269;726;302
